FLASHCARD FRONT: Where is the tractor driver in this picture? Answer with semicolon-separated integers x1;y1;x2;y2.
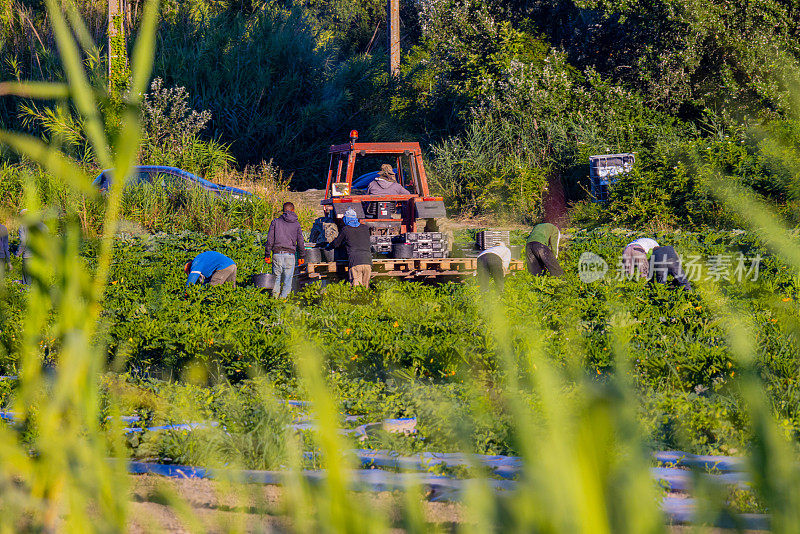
367;164;410;196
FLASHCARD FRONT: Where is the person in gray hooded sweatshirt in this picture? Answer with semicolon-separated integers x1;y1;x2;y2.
265;202;305;298
367;164;410;196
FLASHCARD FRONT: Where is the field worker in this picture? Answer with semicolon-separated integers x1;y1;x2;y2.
622;237;659;278
17;210;47;285
327;208;372;287
525;222;564;276
367;164;410;196
0;223;11;273
650;246;692;291
265;201;306;298
309;206;338;246
184;251;237;287
477;243;511;292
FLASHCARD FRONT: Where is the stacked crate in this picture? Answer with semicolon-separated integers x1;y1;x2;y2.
589;153;635;202
393;232;447;258
475;230;510;250
370;235;393;255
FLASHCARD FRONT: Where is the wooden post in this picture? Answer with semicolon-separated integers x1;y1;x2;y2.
387;0;400;76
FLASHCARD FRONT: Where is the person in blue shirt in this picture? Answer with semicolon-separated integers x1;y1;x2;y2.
184;251;237;287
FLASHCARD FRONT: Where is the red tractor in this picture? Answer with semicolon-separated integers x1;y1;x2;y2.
298;131;524;285
321;130;446;236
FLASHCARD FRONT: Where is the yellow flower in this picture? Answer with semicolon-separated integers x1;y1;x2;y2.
695;306;702;311
345;328;352;335
393;321;399;328
783;297;792;302
351;355;358;361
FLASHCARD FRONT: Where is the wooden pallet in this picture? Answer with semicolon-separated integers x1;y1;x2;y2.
298;258;525;285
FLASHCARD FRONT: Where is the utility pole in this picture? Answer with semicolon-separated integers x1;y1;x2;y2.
387;0;400;76
108;0;127;87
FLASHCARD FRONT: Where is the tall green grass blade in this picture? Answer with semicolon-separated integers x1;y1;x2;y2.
44;0;111;168
699;283;800;532
0;130;95;195
290;332;357;531
128;0;161;97
90;0;160;318
707;174;800;269
0;81;70;99
62;0;99;57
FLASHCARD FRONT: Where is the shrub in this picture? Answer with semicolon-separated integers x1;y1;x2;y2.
139;78;234;177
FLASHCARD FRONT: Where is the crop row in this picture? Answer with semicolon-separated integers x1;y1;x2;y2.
2;227;799;456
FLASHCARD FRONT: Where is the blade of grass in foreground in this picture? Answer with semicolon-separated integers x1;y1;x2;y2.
703;145;800;532
0;0;166;530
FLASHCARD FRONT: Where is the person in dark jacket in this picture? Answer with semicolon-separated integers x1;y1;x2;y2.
367;165;410;196
327;208;372;287
650;246;692;291
265;202;305;298
17;210;47;285
525;222;564;276
184;251;237;287
309;208;339;246
0;224;11;273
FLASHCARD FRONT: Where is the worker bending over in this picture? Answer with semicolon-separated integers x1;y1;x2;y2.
0;223;11;273
526;222;564;276
622;237;659;278
327;208;372;287
185;251;237;287
17;210;47;285
368;165;410;195
650;246;692;291
266;202;305;299
477;243;511;292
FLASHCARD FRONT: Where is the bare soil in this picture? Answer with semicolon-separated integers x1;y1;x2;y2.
127;475;464;533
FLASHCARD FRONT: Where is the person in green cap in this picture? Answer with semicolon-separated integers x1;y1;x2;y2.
525;222;564;276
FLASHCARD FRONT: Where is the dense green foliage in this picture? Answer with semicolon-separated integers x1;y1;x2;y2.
5;0;800;223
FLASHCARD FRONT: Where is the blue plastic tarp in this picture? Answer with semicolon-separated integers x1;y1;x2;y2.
93;166;251;198
654;450;745;473
351;168;398;190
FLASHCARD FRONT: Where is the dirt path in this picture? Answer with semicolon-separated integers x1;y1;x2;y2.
543;174;569;227
127;475;765;533
127;475;463;533
286;188;326;219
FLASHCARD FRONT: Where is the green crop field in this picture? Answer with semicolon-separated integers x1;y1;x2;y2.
3;226;797;462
